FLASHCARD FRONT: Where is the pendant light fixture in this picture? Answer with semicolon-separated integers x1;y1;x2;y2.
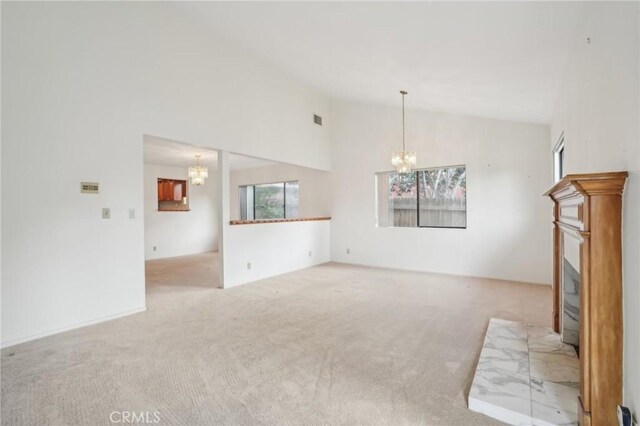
188;154;208;186
391;90;416;174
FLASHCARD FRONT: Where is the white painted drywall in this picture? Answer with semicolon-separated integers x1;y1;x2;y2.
229;163;331;220
330;100;552;285
0;2;3;347
550;2;640;414
143;163;218;260
222;163;332;289
217;152;230;290
1;2;331;346
223;161;332;288
224;220;331;288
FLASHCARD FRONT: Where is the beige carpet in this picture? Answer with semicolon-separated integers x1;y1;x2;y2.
1;252;550;425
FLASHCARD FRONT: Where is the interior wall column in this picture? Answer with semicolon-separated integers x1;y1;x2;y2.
217;150;230;289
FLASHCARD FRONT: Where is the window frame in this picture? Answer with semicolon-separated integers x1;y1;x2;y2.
553;133;565;183
376;164;467;230
239;180;299;220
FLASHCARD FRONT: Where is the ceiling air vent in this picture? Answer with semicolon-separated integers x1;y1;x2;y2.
313;114;323;126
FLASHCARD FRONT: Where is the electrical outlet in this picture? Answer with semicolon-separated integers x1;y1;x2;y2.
346;248;350;254
153;246;157;252
129;208;136;219
617;405;634;426
102;208;111;219
247;262;252;270
308;251;312;257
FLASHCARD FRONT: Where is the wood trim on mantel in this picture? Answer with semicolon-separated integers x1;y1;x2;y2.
545;171;628;426
230;217;331;225
544;171;628;197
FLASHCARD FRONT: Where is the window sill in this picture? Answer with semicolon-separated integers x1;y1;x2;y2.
230;217;331;225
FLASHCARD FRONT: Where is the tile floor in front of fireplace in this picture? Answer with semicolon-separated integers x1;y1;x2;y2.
468;318;579;426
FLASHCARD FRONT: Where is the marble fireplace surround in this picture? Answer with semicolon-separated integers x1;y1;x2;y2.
468;318;579;426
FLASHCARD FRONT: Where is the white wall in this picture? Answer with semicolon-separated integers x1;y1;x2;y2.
224;220;330;288
550;2;640;414
0;2;3;347
229;163;331;220
1;2;331;347
144;163;218;260
330;100;552;285
222;162;332;288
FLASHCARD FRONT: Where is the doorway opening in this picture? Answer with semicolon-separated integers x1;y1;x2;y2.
142;135;221;294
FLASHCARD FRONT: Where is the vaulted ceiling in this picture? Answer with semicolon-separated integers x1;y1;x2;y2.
175;2;582;124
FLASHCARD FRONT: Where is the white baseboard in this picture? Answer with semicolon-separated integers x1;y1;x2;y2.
223;259;330;289
328;259;551;286
1;306;147;349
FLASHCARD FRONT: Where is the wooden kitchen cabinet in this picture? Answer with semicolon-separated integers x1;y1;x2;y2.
157;179;186;202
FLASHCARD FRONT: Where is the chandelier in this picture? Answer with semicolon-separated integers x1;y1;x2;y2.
391;90;416;173
188;155;208;186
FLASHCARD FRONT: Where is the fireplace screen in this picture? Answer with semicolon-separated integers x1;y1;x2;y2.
562;256;580;347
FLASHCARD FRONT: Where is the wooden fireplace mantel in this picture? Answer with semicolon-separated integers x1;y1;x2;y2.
544;171;628;198
545;171;627;426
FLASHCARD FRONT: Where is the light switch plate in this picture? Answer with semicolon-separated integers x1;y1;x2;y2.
129;208;135;219
102;208;110;219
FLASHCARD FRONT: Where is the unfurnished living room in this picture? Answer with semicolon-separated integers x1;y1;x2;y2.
1;2;639;426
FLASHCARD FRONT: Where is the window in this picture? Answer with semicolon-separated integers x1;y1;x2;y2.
376;166;466;228
553;134;565;183
239;181;299;220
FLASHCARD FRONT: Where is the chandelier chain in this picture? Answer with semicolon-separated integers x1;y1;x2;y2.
402;91;406;152
391;90;415;174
